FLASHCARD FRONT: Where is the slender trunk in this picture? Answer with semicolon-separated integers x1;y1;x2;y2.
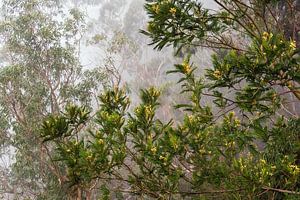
86;190;92;200
77;187;82;200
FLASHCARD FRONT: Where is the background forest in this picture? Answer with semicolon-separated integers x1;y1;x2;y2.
0;0;299;199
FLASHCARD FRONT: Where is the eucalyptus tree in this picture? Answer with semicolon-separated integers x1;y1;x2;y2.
0;0;109;198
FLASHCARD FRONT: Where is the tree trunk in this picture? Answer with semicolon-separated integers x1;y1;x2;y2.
86;190;92;200
77;187;82;200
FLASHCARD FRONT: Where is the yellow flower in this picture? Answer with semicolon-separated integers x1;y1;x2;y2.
169;7;177;15
151;147;157;154
145;105;153;118
234;119;241;127
262;32;269;40
149;87;160;97
290;40;296;51
152;4;160;14
98;139;104;145
260;159;266;165
290;164;297;169
188;115;195;123
135;107;141;115
213;70;222;79
159;155;168;161
199;148;206;154
182;62;191;74
288;164;300;175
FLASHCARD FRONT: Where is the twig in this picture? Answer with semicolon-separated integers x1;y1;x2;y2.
262;186;300;195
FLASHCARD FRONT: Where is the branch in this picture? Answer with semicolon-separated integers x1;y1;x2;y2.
262;186;300;195
175;188;245;195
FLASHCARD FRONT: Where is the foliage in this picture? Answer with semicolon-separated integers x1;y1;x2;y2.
14;0;300;199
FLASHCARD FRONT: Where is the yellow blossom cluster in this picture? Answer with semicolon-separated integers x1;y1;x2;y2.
290;40;296;51
213;69;222;79
98;138;104;145
151;146;157;154
159;155;166;160
288;164;300;175
144;105;153;118
182;61;191;74
152;3;160;14
262;32;273;41
149;87;160;98
199;148;206;154
159;154;168;165
224;111;241;127
187;115;196;124
225;141;235;147
134;107;141;115
169;7;177;15
234;118;241;127
237;159;246;171
198;148;211;155
260;159;266;165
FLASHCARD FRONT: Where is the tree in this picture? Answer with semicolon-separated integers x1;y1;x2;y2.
87;0;185;122
0;0;109;198
41;0;300;199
